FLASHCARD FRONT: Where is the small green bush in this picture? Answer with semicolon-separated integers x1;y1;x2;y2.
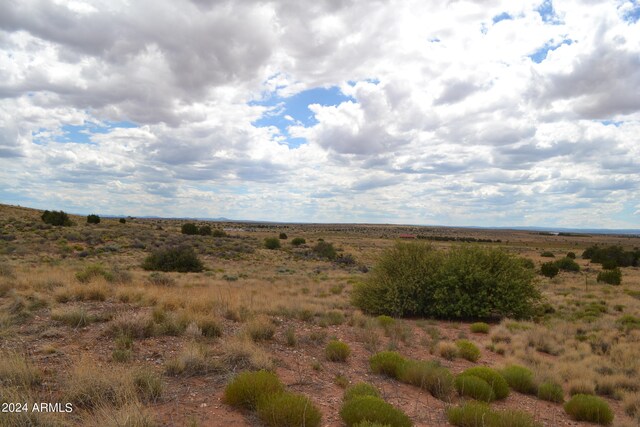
181;223;199;235
340;396;412;427
256;391;321;427
488;409;542;427
198;225;212;236
223;370;284;410
554;257;580;272
86;214;100;224
291;237;306;246
41;210;72;226
369;351;406;379
470;322;490;334
564;394;613;425
540;251;555;258
447;401;493;427
537;381;564;403
597;268;621;285
212;229;226;237
454;375;495;402
344;383;380;402
500;365;536;395
540;262;559;278
313;241;337;260
456;340;480;362
75;264;114;283
142;246;204;272
377;315;395;329
279;232;288;239
264;237;281;250
459;367;509;400
119;218;126;224
397;360;454;400
326;340;351;362
567;252;576;259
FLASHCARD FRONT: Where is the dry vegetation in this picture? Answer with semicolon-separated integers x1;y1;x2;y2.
0;203;639;426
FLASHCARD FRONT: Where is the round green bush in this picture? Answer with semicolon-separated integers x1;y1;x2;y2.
87;214;100;224
326;340;351;362
470;322;490;334
313;241;337;260
540;262;559;278
119;218;126;224
340;396;412;427
597;268;621;285
377;315;395;329
181;223;198;235
447;401;492;427
344;383;380;402
142;246;204;272
223;370;284;411
500;365;536;395
369;351;406;379
279;232;288;240
554;257;580;272
291;237;306;246
264;237;281;250
454;375;495;402
540;251;555;258
256;391;321;427
41;210;72;226
537;381;564;403
353;243;539;319
456;340;481;362
567;252;576;259
198;225;212;236
397;360;453;400
564;394;613;425
459;367;509;400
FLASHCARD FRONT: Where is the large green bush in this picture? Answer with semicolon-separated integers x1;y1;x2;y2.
540;262;559;278
41;210;72;226
181;223;199;235
397;360;453;400
353;243;539;319
369;351;406;379
564;394;613;425
223;370;284;410
256;391;321;427
313;241;337;260
500;365;536;395
264;237;281;250
344;383;380;402
340;396;412;427
597;268;621;285
86;214;100;224
554;257;580;272
142;246;204;272
454;375;495;402
459;367;509;400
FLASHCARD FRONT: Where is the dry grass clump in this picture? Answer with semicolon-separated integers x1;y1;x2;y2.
165;342;220;377
108;311;154;339
63;359;135;409
437;341;459;360
500;365;537;395
244;315;276;341
568;378;596;396
220;337;274;371
51;306;94;328
0;352;42;387
537;381;564;403
83;403;157;427
133;368;164;403
54;282;109;302
623;392;640;420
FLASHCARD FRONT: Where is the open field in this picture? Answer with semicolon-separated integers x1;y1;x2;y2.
1;203;639;426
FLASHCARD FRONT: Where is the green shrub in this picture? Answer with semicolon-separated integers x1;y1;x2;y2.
488;409;541;427
291;237;306;246
456;340;480;362
597;268;621;285
369;351;406;378
582;245;639;267
41;210;72;226
353;243;539;319
181;223;199;235
256;391;321;427
500;365;536;394
567;252;576;259
340;396;412;427
398;360;454;400
223;370;284;410
142;246;204;272
313;241;337;260
540;251;555;258
554;257;580;272
540;262;559;278
75;264;114;283
119;218;126;224
459;367;509;400
245;317;276;341
212;229;227;237
564;394;613;425
470;322;490;333
377;315;396;329
264;237;281;249
519;258;535;269
279;232;288;239
454;375;495;402
447;401;493;427
86;214;100;224
326;340;351;362
537;381;563;403
198;225;212;236
344;383;381;402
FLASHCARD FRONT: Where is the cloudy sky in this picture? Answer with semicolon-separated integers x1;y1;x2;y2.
1;0;639;228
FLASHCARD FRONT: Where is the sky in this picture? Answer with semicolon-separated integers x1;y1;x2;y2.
0;0;639;228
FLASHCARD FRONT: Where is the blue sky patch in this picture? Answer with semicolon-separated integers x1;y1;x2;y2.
621;0;640;23
251;86;354;148
529;39;572;63
537;0;562;24
33;120;137;145
492;12;513;24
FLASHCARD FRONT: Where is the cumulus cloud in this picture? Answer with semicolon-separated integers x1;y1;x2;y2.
0;0;638;228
